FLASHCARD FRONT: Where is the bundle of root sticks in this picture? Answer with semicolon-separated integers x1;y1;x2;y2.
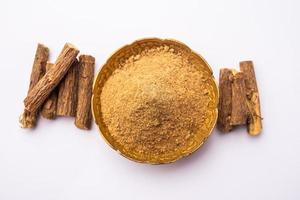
217;61;262;136
20;43;95;130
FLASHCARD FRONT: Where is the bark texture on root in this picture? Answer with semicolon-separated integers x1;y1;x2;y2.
230;71;249;126
41;63;58;119
217;68;233;132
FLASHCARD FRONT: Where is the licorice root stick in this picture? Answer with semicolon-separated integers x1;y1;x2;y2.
75;55;95;130
56;59;79;117
240;61;262;135
20;43;49;128
217;68;233;132
24;43;79;113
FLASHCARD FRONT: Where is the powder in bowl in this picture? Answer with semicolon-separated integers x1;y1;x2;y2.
93;38;218;164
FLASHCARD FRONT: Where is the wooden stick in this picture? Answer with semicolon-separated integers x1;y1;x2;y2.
230;70;249;125
75;55;95;130
217;68;233;132
56;59;79;117
41;63;58;119
240;61;262;135
19;43;49;128
24;43;79;113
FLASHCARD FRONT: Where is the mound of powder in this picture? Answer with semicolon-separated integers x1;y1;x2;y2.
100;46;212;160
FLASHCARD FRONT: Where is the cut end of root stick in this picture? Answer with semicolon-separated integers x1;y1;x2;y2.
65;42;79;51
19;111;37;128
79;55;95;63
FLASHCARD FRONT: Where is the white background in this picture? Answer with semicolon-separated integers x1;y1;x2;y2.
0;0;299;199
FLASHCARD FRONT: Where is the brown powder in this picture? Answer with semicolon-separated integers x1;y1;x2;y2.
100;46;213;161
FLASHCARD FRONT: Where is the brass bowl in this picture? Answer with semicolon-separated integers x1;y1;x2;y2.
92;38;218;164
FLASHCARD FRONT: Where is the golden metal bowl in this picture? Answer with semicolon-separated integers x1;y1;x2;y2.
92;38;218;164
